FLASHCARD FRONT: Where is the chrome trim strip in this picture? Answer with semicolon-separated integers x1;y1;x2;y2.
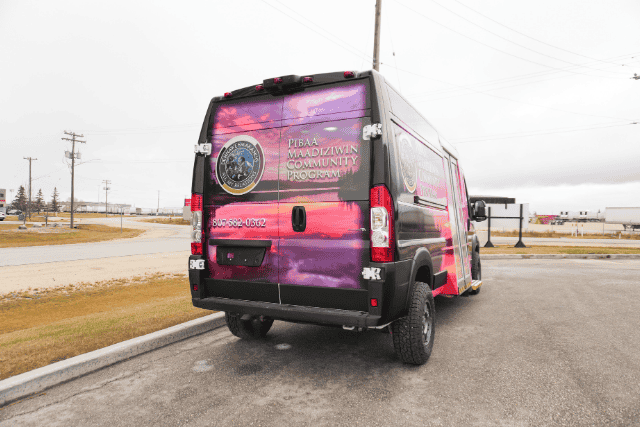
398;201;447;211
397;237;446;248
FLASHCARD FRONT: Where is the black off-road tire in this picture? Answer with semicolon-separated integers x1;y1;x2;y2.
392;282;435;365
469;250;481;295
225;312;274;339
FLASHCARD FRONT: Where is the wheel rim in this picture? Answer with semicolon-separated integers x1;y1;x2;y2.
422;303;432;346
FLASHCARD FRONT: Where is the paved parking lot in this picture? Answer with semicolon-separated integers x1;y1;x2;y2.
2;259;640;426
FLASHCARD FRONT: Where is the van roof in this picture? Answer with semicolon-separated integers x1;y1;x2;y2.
211;70;375;103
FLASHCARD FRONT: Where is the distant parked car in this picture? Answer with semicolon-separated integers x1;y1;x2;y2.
7;209;21;215
0;212;5;221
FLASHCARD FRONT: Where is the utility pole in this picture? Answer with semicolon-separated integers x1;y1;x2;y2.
62;131;86;229
23;157;38;220
103;180;111;217
157;190;160;215
372;0;382;71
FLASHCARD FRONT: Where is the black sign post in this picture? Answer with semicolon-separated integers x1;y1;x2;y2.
483;204;527;249
484;207;494;248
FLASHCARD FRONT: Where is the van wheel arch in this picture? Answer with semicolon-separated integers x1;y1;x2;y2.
403;249;434;315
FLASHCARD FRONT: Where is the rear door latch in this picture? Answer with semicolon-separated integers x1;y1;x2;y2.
194;143;212;156
363;123;382;140
291;206;306;232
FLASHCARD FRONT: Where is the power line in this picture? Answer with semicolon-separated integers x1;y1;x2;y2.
426;0;628;76
450;121;636;144
381;62;637;122
391;0;625;80
406;52;640;99
259;0;372;63
450;0;629;68
269;0;373;64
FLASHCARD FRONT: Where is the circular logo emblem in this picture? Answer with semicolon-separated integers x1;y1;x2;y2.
216;135;265;195
398;133;417;193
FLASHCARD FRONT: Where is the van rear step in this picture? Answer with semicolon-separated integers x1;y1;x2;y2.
470;280;483;291
192;297;381;328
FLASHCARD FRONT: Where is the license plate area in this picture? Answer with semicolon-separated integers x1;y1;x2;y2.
216;247;266;267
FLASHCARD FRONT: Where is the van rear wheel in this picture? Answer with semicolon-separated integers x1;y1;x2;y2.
225;312;274;339
392;282;435;365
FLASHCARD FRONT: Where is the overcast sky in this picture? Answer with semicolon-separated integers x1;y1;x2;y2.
1;0;638;214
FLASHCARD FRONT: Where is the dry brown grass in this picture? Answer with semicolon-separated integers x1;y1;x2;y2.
55;212;125;218
140;217;190;226
0;224;144;248
482;245;640;255
490;230;640;240
0;273;210;380
4;213;113;221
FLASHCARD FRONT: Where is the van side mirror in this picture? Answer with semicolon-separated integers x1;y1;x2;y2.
473;200;487;222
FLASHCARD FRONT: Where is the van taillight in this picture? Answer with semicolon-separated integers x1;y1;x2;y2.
370;185;394;263
191;193;203;255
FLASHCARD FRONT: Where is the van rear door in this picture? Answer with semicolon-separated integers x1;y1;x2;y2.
277;81;373;311
205;96;283;303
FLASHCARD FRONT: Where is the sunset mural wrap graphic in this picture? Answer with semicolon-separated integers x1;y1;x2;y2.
205;81;470;295
206;83;370;290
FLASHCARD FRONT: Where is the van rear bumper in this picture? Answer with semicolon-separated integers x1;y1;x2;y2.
192;297;381;328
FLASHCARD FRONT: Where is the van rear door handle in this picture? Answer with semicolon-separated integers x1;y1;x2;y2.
292;206;306;232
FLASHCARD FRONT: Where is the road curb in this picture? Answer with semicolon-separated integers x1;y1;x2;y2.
0;311;226;407
481;254;640;259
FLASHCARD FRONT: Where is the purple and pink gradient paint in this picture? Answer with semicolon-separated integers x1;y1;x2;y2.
206;82;468;294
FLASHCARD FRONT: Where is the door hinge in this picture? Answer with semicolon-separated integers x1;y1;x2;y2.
194;143;212;156
363;123;382;140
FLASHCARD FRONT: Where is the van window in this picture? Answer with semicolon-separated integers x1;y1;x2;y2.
387;85;439;148
393;122;447;207
283;81;370;125
280;81;371;202
207;81;372;204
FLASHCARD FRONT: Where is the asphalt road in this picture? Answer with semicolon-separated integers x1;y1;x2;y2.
2;259;640;426
0;218;190;267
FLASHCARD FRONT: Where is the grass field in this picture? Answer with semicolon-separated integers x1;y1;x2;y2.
482;245;640;255
140;217;190;226
0;223;145;248
0;274;210;380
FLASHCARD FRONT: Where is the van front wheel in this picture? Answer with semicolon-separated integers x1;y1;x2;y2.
225;313;274;339
392;282;435;365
